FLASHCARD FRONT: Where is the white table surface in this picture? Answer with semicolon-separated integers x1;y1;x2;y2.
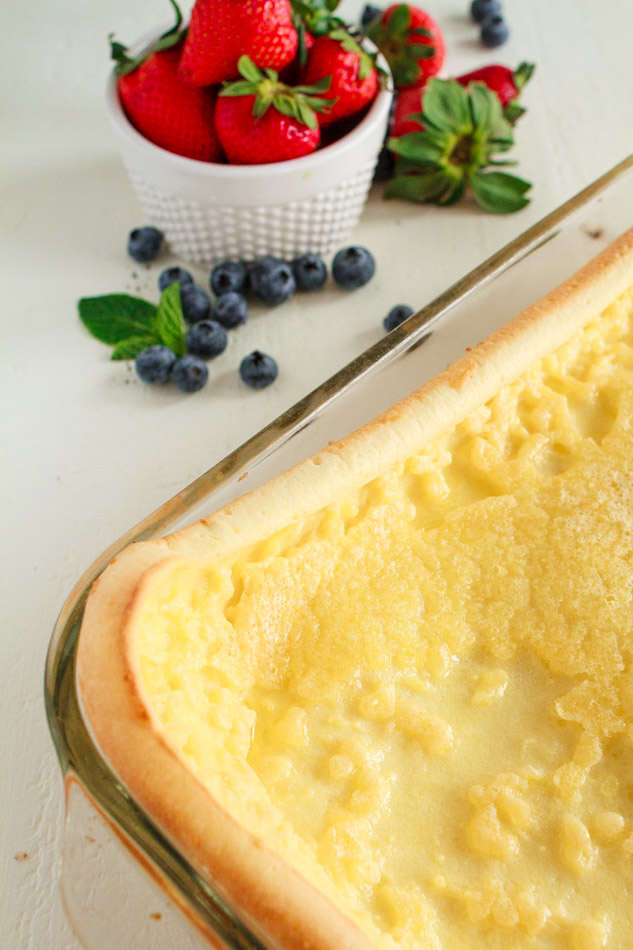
3;0;632;946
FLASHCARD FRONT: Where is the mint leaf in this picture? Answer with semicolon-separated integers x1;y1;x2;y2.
79;294;157;344
155;282;186;356
111;335;160;360
469;170;531;213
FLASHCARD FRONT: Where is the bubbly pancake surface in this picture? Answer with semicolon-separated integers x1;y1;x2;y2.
136;288;633;950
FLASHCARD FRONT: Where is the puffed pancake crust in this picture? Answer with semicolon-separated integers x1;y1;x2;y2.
79;230;633;950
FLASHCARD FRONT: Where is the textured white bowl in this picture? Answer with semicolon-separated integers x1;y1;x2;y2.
106;49;393;266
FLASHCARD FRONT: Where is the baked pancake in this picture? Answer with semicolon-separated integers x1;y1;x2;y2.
79;231;633;950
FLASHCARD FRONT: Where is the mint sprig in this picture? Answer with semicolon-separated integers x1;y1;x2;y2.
78;283;187;361
385;79;532;214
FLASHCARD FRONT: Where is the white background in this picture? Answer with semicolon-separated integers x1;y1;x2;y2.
2;0;633;946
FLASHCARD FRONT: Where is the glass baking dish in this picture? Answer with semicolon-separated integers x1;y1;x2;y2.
46;153;633;950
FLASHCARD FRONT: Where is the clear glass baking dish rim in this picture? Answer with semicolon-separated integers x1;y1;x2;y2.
45;152;633;946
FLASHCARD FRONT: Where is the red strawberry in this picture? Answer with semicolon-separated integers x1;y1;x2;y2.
300;31;379;127
390;84;425;137
215;55;334;163
110;4;222;162
368;4;445;89
456;62;535;123
179;0;298;87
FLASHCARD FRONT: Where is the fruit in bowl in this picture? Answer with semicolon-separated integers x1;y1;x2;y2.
106;0;393;263
110;0;387;167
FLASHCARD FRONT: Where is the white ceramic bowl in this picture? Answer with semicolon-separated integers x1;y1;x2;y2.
106;46;393;266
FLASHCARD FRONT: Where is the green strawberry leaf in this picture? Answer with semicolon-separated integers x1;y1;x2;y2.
468;170;531;213
385;170;454;203
111;335;161;360
387;132;446;163
238;54;264;84
294;76;333;95
406;43;434;60
296;21;310;66
300;99;319;128
513;61;535;93
253;96;273;118
384;4;410;38
468;82;504;138
109;0;184;76
504;100;526;125
155;282;186;355
422;79;471;134
220;80;259;97
291;0;345;39
79;294;158;344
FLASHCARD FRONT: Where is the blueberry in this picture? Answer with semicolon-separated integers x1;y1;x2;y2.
134;345;177;384
158;266;194;292
331;246;375;289
249;257;296;306
210;260;248;297
180;283;211;324
470;0;501;23
127;226;164;263
239;350;278;389
185;320;228;359
291;253;328;291
360;3;381;28
383;304;414;332
171;354;209;393
213;291;248;329
481;13;509;47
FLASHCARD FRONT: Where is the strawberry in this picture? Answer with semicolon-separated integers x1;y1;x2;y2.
291;0;347;64
367;4;445;89
215;55;334;163
300;31;379;127
179;0;298;86
386;78;532;213
110;1;222;162
390;84;425;137
456;62;535;124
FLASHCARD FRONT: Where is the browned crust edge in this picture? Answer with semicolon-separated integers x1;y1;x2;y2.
77;228;633;949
